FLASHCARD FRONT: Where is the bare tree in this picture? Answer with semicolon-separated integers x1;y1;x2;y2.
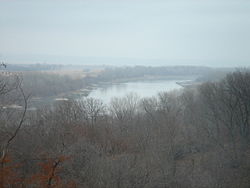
0;65;29;186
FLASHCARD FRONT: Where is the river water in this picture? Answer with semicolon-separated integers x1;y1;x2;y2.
87;80;185;103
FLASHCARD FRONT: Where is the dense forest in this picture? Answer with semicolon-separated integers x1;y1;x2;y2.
0;67;249;187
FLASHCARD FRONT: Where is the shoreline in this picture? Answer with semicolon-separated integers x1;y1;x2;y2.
29;75;200;109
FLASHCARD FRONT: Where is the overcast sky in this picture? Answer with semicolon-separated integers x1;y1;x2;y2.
0;0;249;66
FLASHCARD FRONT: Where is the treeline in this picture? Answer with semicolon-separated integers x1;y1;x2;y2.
96;66;216;81
21;72;87;98
0;72;87;98
0;70;250;187
20;66;213;98
4;64;63;71
1;65;230;99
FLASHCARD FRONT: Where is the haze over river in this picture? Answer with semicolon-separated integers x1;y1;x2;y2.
87;80;185;103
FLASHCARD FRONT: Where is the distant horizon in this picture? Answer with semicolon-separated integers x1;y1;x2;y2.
1;53;249;68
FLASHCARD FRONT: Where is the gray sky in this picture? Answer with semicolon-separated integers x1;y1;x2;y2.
0;0;250;66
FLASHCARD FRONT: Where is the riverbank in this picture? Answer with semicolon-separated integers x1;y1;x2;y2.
28;75;200;109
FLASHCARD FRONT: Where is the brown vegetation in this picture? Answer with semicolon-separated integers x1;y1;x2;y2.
0;69;250;187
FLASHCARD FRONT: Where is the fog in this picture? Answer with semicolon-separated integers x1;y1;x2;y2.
1;0;250;66
1;1;250;187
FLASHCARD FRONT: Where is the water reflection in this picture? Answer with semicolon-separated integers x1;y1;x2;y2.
87;80;184;103
98;83;128;94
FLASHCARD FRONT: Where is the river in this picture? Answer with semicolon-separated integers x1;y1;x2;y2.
87;79;187;103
